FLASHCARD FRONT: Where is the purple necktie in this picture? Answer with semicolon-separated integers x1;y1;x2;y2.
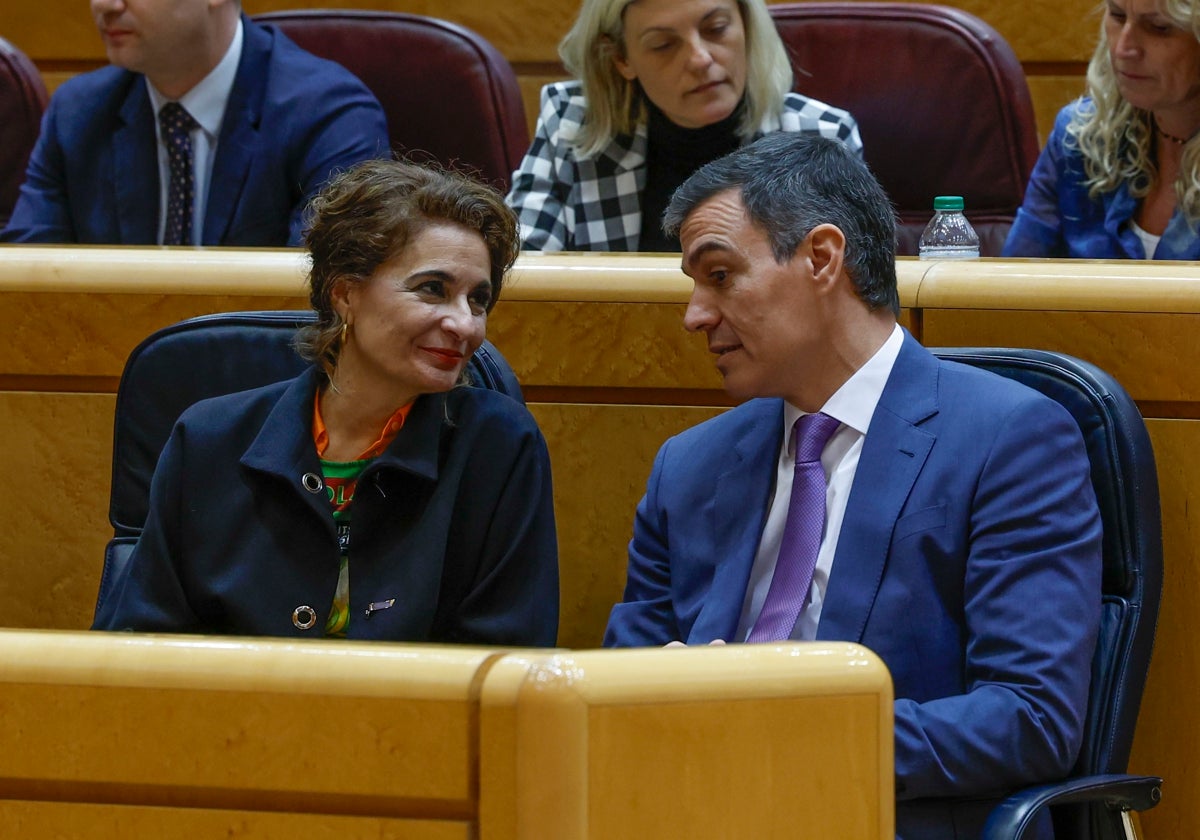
159;102;198;246
747;411;841;642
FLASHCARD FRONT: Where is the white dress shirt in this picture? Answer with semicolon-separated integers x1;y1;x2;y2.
734;324;905;642
147;19;243;245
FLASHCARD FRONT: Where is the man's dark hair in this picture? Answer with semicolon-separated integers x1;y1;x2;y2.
663;133;899;315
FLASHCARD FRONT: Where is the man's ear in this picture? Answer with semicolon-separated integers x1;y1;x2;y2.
806;224;847;291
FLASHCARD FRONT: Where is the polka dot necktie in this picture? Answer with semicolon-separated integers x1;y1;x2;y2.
158;102;199;246
747;412;842;642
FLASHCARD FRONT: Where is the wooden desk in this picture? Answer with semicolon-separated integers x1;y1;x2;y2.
0;629;894;839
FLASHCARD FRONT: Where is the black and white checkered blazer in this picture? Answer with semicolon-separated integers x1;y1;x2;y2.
506;80;863;252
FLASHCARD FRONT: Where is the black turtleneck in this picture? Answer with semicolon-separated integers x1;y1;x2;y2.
638;99;744;252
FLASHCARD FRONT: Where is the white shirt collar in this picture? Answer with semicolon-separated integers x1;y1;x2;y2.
782;323;904;445
146;17;243;139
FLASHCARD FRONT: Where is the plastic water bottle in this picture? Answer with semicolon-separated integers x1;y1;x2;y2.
918;196;980;260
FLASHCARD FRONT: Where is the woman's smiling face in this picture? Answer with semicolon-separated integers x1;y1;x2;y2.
334;221;493;405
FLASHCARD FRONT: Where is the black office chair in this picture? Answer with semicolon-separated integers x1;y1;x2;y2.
97;310;524;615
931;349;1162;840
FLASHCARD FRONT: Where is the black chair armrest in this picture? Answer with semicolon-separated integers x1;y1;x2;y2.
982;774;1162;840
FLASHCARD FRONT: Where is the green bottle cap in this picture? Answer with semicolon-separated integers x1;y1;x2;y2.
933;196;965;211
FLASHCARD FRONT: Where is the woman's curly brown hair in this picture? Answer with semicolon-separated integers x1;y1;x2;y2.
296;159;519;378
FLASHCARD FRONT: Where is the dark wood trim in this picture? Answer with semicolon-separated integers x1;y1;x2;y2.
1021;61;1088;76
0;375;120;394
1135;401;1200;420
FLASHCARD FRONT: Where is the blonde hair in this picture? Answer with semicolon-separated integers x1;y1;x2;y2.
559;0;793;157
1071;0;1200;223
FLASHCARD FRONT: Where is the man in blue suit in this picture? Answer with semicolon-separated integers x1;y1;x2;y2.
1;0;388;246
604;133;1103;840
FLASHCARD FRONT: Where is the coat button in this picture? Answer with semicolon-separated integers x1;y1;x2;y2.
292;605;317;630
301;472;323;493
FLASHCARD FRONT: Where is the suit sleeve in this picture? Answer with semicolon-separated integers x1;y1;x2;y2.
506;85;574;251
894;396;1102;799
604;441;683;646
92;423;202;632
286;79;389;246
449;416;560;647
1;99;77;243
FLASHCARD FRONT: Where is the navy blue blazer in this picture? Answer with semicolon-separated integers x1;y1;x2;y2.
605;334;1102;840
93;367;559;647
1;17;389;246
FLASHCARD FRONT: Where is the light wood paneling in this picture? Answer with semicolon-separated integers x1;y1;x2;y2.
529;403;726;649
0;631;896;839
950;0;1100;61
913;255;1200;311
494;301;713;390
921;310;1200;404
480;644;894;839
0;393;112;631
1028;74;1089;144
1130;420;1200;840
0;803;472;839
0;631;497;832
0;8;97;62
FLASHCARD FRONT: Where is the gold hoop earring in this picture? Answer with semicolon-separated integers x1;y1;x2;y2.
340;321;348;347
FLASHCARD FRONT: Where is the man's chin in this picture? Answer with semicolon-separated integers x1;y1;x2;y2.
718;372;761;404
104;48;140;72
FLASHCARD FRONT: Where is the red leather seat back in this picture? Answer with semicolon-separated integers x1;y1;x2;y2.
252;10;529;191
769;3;1039;255
0;36;48;229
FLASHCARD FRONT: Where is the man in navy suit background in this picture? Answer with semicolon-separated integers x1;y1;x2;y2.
604;133;1103;840
1;0;388;246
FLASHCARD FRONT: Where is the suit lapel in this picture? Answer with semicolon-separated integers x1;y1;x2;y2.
689;400;782;643
817;335;939;643
204;16;267;244
115;80;159;244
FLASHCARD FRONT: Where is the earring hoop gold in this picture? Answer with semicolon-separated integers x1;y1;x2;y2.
340;321;348;346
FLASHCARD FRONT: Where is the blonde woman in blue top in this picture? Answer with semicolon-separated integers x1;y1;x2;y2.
1005;0;1200;259
507;0;862;252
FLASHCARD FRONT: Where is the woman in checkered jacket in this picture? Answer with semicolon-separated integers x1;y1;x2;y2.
506;0;862;252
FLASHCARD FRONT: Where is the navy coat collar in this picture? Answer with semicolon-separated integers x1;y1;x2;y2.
240;366;448;497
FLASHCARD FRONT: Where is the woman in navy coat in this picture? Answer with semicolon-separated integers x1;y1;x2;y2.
94;161;559;645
